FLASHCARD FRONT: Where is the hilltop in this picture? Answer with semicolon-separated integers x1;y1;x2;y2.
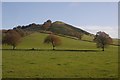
13;20;93;39
1;20;119;46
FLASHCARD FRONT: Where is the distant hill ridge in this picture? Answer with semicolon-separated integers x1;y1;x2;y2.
13;20;93;38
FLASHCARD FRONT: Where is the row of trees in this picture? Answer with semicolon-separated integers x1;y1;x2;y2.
2;30;112;51
44;31;112;51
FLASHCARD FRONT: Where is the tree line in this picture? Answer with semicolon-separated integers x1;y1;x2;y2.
2;29;112;51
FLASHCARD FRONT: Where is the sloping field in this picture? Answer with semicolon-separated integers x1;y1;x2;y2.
2;32;118;78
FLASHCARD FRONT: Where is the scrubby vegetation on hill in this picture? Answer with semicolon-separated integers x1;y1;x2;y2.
1;20;119;47
12;20;92;40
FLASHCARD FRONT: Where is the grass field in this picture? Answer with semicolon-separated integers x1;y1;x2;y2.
2;32;118;78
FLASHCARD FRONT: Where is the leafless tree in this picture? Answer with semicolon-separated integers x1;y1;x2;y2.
94;31;112;51
44;34;61;50
2;30;21;50
75;32;83;40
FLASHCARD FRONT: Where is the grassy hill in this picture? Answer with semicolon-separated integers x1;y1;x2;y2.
11;20;120;46
12;20;120;46
48;21;91;36
13;20;92;39
2;32;96;50
2;32;118;78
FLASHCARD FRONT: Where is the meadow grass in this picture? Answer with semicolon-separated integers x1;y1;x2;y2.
2;32;118;78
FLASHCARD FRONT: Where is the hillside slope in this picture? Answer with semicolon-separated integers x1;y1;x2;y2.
3;32;96;50
2;32;118;78
13;20;93;38
48;21;91;36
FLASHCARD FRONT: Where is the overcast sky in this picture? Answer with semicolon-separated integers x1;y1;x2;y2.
2;2;118;38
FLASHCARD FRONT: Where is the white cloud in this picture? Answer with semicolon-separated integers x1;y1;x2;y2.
76;25;118;38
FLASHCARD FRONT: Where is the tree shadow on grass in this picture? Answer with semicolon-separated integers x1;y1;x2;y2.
1;48;100;52
55;49;100;52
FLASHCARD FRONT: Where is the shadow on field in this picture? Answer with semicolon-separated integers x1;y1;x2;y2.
1;49;100;52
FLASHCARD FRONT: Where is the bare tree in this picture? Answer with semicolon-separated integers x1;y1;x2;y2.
94;31;112;51
2;30;21;50
14;28;25;37
75;32;83;40
44;34;61;50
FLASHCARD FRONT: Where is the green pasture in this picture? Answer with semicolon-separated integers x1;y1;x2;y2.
2;32;118;78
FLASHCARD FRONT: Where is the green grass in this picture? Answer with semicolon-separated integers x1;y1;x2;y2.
112;39;120;46
82;34;94;41
2;32;118;78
